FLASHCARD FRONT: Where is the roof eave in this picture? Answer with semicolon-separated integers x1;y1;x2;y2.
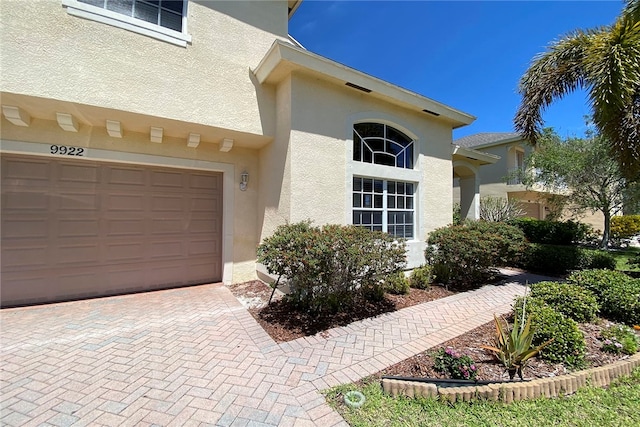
452;145;500;165
253;40;476;129
288;0;302;18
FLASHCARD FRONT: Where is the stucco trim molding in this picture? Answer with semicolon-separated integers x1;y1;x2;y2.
254;40;476;129
0;139;234;285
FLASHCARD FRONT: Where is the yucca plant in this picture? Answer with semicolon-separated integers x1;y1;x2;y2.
482;314;553;380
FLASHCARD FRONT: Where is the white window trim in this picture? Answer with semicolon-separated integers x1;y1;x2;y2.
62;0;192;47
345;114;423;243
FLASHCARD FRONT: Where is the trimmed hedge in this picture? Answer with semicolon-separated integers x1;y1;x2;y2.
514;299;586;368
522;244;615;276
528;281;599;322
567;269;640;326
510;218;591;245
257;221;406;314
426;221;527;288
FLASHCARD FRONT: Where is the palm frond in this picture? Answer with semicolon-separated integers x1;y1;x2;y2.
514;31;592;144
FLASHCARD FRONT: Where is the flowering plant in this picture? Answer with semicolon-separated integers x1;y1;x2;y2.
601;338;624;354
600;324;639;355
433;347;478;380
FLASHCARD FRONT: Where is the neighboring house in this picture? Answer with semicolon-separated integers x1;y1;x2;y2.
0;0;488;306
453;132;604;230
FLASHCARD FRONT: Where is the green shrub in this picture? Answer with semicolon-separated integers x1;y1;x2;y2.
385;271;410;295
528;281;599;322
409;265;432;290
426;222;527;288
611;215;640;241
510;218;591;245
600;324;640;355
567;269;634;298
567;269;640;325
600;281;640;326
257;221;406;314
522;244;615;275
514;299;586;368
585;250;617;270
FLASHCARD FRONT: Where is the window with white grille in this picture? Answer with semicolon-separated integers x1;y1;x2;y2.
352;177;414;239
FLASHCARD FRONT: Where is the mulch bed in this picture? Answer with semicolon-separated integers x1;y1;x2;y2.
229;279;638;382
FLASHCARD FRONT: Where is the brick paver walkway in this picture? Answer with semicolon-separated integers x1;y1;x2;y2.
1;270;545;426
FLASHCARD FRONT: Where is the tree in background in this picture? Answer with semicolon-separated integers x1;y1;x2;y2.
515;0;640;181
479;196;525;222
520;128;640;248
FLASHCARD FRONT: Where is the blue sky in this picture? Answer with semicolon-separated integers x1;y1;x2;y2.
288;0;624;140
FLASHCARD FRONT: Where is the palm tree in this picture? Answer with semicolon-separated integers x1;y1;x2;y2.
514;0;640;181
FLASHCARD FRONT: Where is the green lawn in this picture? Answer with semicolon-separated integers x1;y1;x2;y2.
610;246;640;272
325;369;640;427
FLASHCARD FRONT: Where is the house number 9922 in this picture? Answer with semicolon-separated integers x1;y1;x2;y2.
50;145;85;156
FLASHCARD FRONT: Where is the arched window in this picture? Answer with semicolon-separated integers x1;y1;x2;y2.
353;123;414;169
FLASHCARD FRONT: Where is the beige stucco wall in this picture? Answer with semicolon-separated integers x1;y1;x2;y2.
258;72;454;267
0;0;288;137
453;142;606;231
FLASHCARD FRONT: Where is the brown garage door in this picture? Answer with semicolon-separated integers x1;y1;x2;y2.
1;154;222;307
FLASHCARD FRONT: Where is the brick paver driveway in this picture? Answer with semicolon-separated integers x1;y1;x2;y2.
1;271;536;426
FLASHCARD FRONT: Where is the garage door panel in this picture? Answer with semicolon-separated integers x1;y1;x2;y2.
189;173;220;190
107;219;146;236
57;219;100;238
107;166;146;186
57;244;100;264
2;219;49;239
58;192;100;211
151;170;185;188
4;158;50;181
58;163;100;184
188;219;218;234
185;262;219;281
189;239;216;255
190;196;219;212
3;246;49;269
149;241;184;259
106;193;145;211
151;219;185;234
1;154;222;307
0;273;52;303
3;191;50;210
151;195;185;211
105;242;146;261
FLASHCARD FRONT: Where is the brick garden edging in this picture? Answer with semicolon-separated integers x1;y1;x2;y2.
382;353;640;403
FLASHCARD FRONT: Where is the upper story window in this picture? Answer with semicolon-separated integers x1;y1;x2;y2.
79;0;184;31
353;123;414;169
507;147;526;185
63;0;191;46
